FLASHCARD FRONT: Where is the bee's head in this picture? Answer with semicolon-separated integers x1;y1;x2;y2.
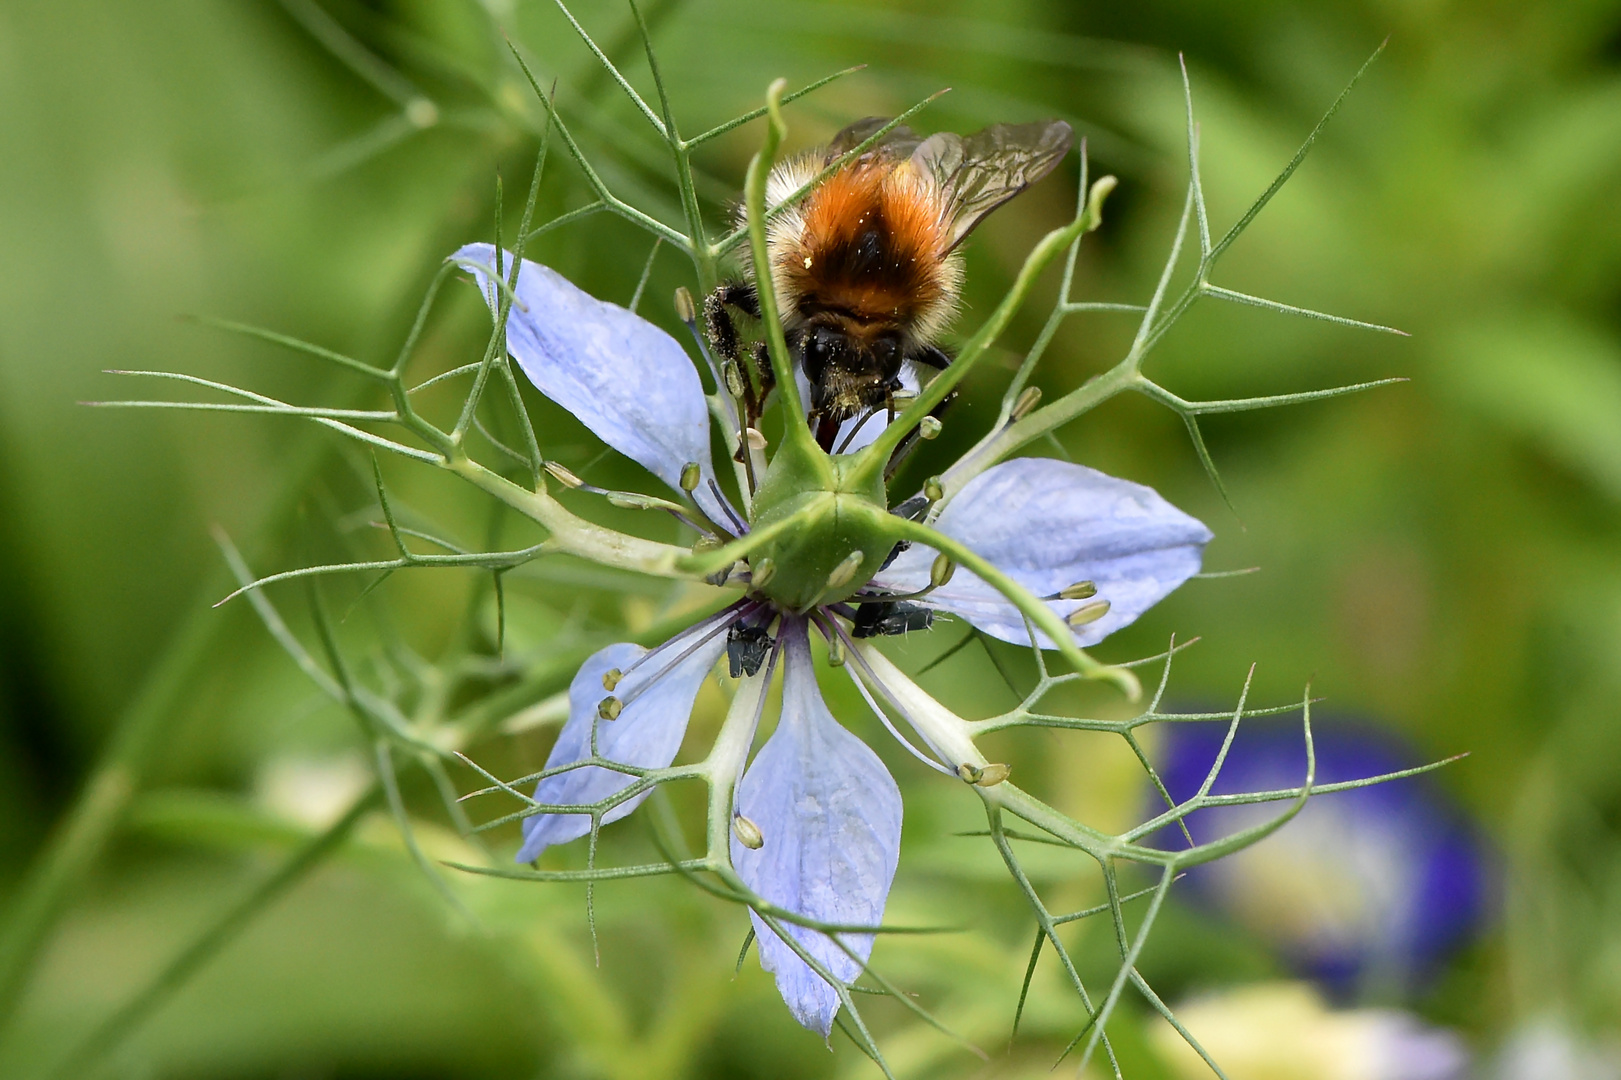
797;317;904;420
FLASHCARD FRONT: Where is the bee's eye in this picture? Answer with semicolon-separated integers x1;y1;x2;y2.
803;327;838;379
871;336;900;369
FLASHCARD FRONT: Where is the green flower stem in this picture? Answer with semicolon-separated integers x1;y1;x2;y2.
686;66;864;149
446;456;689;578
742;78;817;455
628;0;716;295
872;510;1140;699
938;358;1141;503
853;647;1125;860
848;176;1116;488
989;155;1100;425
505;42;694;257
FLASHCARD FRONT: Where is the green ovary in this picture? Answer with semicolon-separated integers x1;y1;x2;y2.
746;449;894;611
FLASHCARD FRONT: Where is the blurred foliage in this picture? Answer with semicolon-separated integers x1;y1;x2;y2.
1;0;1619;1076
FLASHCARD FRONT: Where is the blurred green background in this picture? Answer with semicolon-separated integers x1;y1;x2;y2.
2;0;1620;1076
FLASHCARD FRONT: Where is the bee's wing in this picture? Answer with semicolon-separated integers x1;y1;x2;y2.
824;116;924;166
911;120;1074;250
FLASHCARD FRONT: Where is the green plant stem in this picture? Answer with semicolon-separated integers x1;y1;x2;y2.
875;511;1139;698
940;360;1140;503
741;78;816;454
849;197;1100;485
445;456;689;576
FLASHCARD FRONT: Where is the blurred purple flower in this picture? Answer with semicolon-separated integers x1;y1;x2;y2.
1153;720;1488;997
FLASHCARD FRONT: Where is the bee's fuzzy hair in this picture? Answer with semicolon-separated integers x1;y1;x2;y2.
751;153;964;349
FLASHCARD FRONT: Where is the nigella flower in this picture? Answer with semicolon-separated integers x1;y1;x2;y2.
454;242;1213;1034
1153;720;1488;999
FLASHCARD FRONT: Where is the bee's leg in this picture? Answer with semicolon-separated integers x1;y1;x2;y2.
910;344;953;371
750;339;778;398
703;282;760;363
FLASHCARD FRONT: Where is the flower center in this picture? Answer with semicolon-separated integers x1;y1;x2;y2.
744;444;895;611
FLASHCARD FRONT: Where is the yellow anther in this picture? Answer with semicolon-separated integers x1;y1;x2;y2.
544;461;585;489
1012;386;1043;420
1066;599;1111;628
826;551;865;590
673;286;696;323
732;813;764;849
956;762;1012;787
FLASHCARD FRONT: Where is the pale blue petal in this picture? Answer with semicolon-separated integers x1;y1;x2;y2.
516;626;727;862
874;457;1212;647
453;244;732;527
731;626;902;1036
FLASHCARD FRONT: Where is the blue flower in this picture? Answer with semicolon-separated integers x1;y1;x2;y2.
457;243;1213;1033
1153;720;1488;998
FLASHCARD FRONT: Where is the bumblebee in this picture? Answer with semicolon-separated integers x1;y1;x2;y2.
705;115;1073;450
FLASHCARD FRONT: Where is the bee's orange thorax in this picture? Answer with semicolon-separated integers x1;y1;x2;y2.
776;164;956;337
